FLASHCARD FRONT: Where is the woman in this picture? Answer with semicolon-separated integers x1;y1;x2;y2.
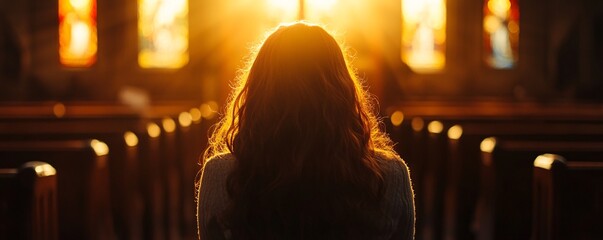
197;22;415;240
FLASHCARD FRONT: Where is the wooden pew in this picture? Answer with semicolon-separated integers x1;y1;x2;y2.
0;139;114;239
389;101;603;240
0;161;58;240
143;101;215;240
0;101;202;240
174;107;217;239
477;139;603;240
442;122;603;240
0;106;146;240
532;154;603;240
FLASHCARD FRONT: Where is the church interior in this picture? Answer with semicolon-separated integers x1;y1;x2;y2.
1;0;602;239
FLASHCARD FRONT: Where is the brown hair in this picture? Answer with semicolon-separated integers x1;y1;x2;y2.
203;22;398;239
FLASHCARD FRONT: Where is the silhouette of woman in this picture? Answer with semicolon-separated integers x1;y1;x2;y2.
197;22;415;240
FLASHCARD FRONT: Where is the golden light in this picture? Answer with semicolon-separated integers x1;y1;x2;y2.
480;137;497;153
427;120;444;134
53;102;66;118
124;131;139;147
447;124;463;140
533;154;561;170
200;101;218;120
189;107;202;123
307;0;337;11
487;0;511;16
147;122;161;138
178;112;193;127
390;111;404;127
508;21;519;34
162;117;176;133
401;0;446;72
33;163;57;177
90;139;109;156
138;0;189;68
59;0;97;67
267;0;299;22
411;117;424;132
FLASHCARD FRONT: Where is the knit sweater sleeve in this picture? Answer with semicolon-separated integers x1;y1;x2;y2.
388;157;416;240
197;154;234;240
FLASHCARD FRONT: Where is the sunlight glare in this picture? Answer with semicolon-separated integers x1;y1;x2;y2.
411;117;425;132
307;0;337;11
447;125;463;140
178;112;193;127
147;123;161;138
480;137;497;153
162;117;177;133
124;131;139;147
267;0;299;22
390;111;405;127
533;154;559;170
90;139;109;156
427;120;444;134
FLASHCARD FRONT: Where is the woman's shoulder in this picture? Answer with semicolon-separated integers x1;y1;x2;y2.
202;153;236;178
374;151;411;178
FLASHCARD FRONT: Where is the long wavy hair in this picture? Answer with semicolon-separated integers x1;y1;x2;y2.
203;22;398;239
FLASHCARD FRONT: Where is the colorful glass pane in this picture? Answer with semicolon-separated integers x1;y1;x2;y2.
483;0;519;68
59;0;97;67
138;0;189;69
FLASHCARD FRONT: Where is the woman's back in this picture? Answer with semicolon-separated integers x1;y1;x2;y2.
196;22;415;239
197;153;414;240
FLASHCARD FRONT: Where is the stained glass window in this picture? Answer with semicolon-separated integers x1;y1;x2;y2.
138;0;189;69
59;0;97;67
483;0;519;69
401;0;446;73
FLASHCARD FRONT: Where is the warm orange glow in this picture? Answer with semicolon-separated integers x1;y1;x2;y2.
59;0;97;67
411;117;425;132
124;131;139;147
390;111;404;127
200;101;218;120
307;0;337;11
427;120;444;134
266;0;338;23
480;137;497;153
402;0;446;72
178;112;193;127
53;103;66;118
305;0;338;21
483;0;519;68
33;163;57;177
447;125;463;140
189;107;202;123
147;122;161;138
267;0;299;21
533;154;559;170
138;0;189;68
90;139;109;156
162;117;176;133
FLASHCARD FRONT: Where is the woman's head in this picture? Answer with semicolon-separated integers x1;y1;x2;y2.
206;22;394;163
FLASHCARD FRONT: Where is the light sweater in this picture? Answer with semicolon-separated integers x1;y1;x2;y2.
197;153;415;240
